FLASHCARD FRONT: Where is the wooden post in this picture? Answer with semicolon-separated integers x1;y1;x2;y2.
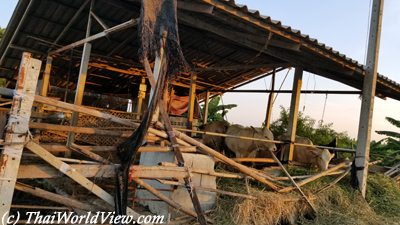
203;91;210;124
40;56;52;97
187;73;197;134
67;3;93;148
355;0;384;197
0;52;42;217
285;68;303;162
136;77;147;120
264;68;276;129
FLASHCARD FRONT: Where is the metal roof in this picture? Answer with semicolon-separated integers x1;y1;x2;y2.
1;0;400;100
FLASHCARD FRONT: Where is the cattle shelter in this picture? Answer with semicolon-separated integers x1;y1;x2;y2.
0;0;399;224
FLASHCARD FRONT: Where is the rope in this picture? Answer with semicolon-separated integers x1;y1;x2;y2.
319;93;328;125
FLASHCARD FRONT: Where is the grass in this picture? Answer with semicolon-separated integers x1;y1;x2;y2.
210;167;400;225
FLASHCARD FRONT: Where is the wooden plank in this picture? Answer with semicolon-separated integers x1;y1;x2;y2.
33;95;135;126
30;122;132;137
355;0;384;198
24;141;142;219
15;182;96;211
0;52;42;216
232;158;275;163
17;164;235;180
18;164;116;179
40;144;196;153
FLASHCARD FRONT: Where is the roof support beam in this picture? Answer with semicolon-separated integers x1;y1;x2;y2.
285;68;303;162
0;0;35;66
49;18;138;55
49;0;91;50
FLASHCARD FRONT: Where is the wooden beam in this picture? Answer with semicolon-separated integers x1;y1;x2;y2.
49;18;138;55
0;52;41;216
49;0;91;49
265;68;276;129
40;56;52;97
286;68;303;162
187;73;197;132
203;91;210;124
24;141;142;219
15;182;96;211
355;0;384;198
30;122;132;137
136;77;146;120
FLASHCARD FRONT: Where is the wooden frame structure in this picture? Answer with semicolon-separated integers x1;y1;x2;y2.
0;0;394;219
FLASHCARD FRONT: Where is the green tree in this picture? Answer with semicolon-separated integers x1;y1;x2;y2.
269;106;355;148
0;27;5;41
202;96;237;122
372;117;400;166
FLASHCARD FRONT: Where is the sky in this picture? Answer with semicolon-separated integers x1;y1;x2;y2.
1;0;399;140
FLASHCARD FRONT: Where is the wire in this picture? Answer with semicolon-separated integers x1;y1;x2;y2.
272;68;292;105
319;93;328;125
363;0;373;64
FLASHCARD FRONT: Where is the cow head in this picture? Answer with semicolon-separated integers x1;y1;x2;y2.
315;149;335;171
252;126;277;152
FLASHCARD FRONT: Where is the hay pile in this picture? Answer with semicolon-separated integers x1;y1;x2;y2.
211;171;400;225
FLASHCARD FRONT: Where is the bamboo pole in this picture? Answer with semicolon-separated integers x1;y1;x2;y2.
315;166;351;194
279;161;350;193
170;126;280;191
267;149;317;214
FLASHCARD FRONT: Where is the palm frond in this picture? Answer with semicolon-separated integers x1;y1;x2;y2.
376;130;400;139
386;117;400;129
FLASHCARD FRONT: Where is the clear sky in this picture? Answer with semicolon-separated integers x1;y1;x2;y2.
1;0;399;140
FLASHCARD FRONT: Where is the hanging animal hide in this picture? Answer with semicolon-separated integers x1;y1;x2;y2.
115;0;187;218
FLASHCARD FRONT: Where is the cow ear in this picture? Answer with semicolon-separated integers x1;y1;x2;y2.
330;153;335;159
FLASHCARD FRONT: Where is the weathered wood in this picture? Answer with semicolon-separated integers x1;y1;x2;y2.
24;141;142;219
279;161;350;193
49;19;138;55
315;167;351;194
268;149;316;213
0;53;42;216
41;144;196;153
33;95;135;126
157;179;256;199
144;51;207;224
70;143;110;164
203;91;210;124
18;164;115;179
287;67;303;161
232;158;275;163
40;56;52;97
15;182;96;211
187;73;197;132
30;122;132;137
